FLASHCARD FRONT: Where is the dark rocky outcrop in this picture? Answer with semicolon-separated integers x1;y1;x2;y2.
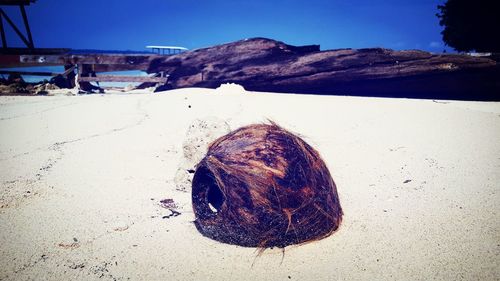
147;38;500;101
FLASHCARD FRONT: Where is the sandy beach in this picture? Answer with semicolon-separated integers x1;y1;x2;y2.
0;88;499;280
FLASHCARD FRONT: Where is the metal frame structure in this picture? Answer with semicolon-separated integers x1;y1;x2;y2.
0;0;36;49
0;1;175;91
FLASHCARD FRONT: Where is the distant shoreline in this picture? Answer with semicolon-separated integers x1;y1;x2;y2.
69;49;152;55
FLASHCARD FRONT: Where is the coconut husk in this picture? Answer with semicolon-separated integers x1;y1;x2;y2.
192;123;342;248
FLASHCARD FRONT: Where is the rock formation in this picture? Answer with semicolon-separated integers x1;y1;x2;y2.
147;38;499;100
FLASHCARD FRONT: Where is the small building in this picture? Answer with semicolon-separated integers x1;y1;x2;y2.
146;46;188;55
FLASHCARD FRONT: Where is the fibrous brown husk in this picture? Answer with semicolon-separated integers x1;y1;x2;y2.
192;123;342;248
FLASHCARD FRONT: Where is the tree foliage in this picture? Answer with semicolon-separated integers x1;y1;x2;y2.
437;0;500;52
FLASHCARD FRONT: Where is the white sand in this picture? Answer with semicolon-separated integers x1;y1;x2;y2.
0;88;499;280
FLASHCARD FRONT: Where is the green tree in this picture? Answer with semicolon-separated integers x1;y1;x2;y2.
437;0;500;52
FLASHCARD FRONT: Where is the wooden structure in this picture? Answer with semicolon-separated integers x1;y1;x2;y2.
0;0;36;49
0;64;75;77
0;1;172;91
0;52;171;90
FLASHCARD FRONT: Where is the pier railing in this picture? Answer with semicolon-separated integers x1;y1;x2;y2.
0;51;170;90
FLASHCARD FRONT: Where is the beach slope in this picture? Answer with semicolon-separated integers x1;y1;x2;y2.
0;89;499;280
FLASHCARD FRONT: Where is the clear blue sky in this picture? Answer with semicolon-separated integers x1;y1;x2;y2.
2;0;452;52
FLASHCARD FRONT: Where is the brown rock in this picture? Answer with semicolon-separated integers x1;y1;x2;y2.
148;38;499;100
